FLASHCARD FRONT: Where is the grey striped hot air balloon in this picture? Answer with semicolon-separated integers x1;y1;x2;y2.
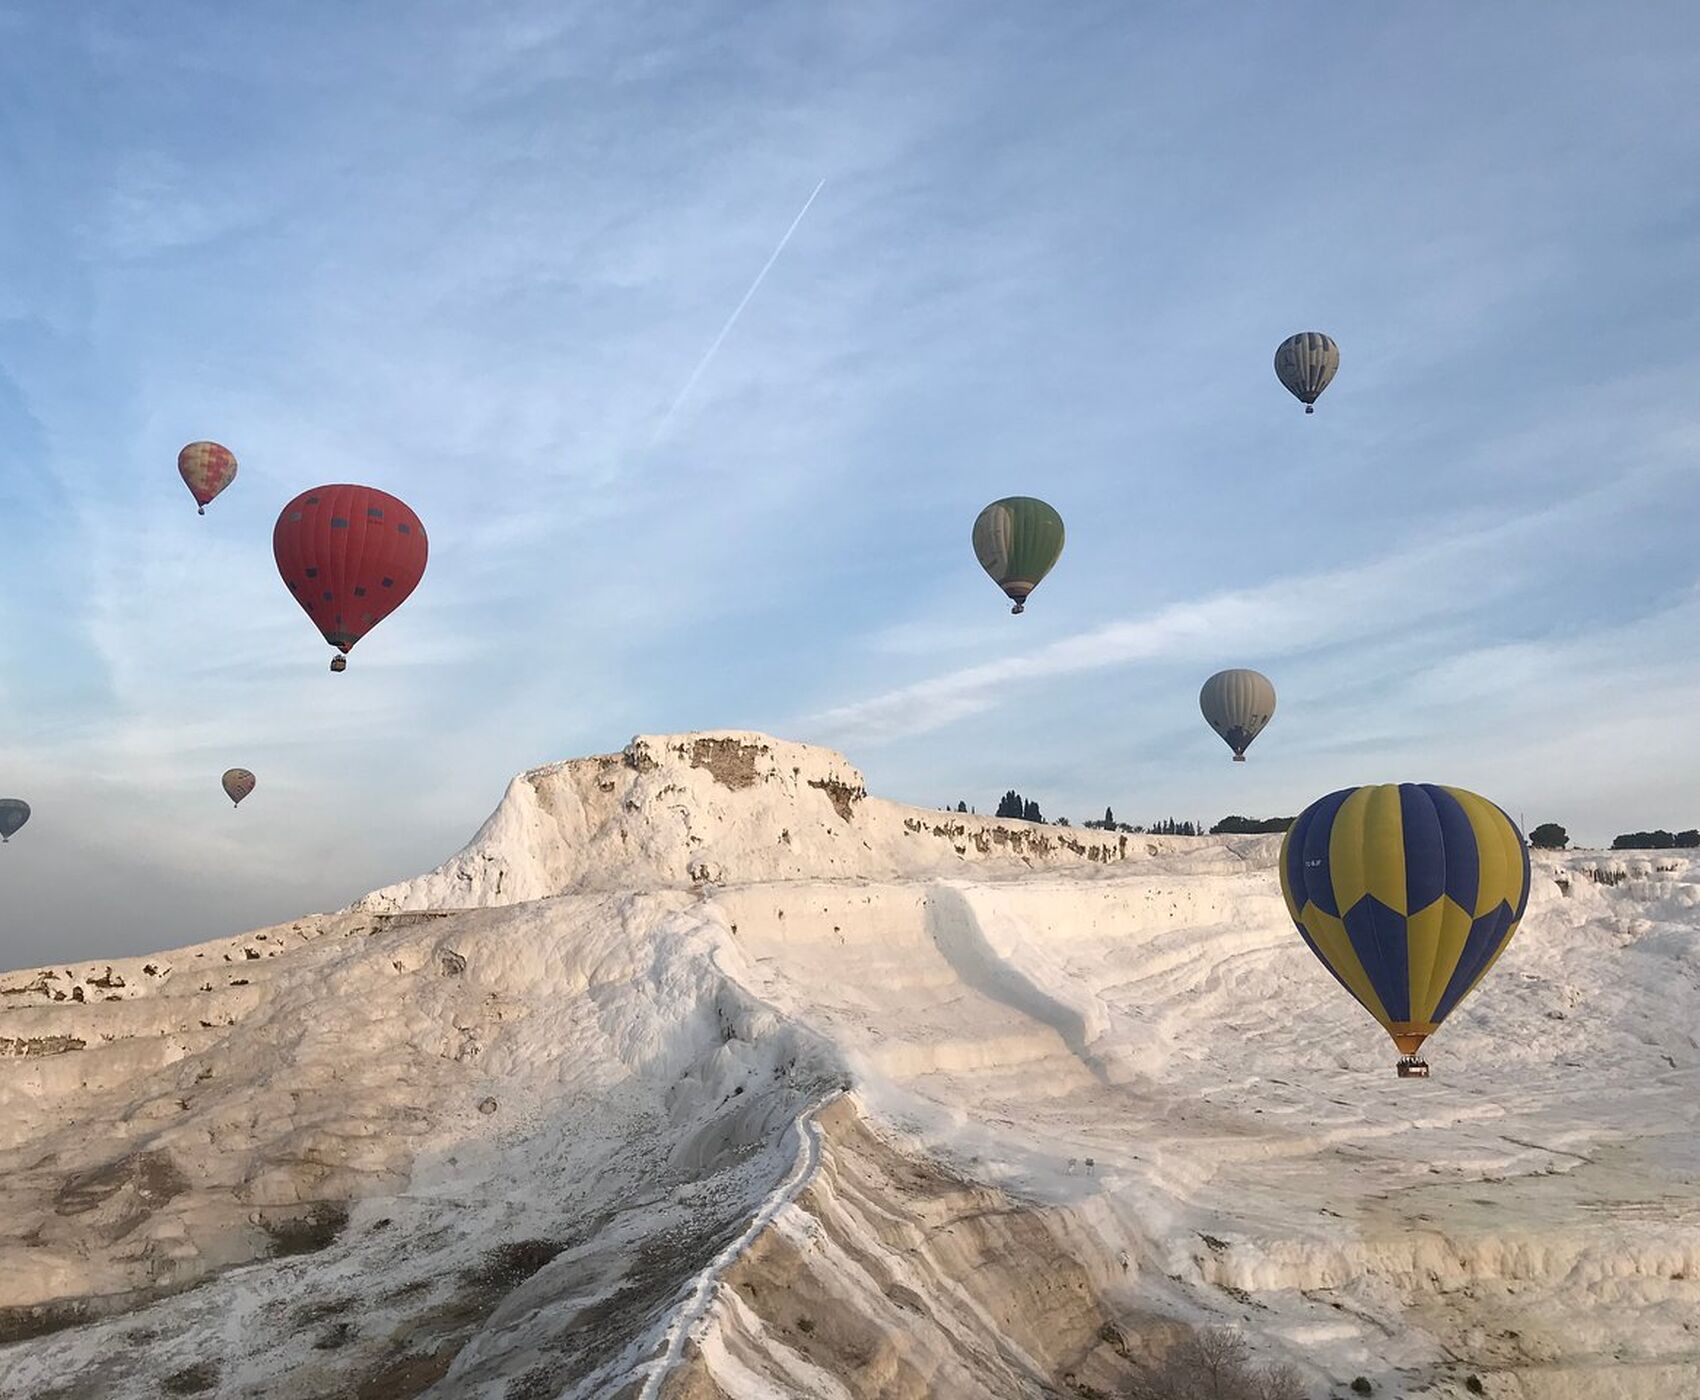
1274;332;1339;413
1200;669;1276;761
0;798;29;843
222;769;256;808
972;497;1065;614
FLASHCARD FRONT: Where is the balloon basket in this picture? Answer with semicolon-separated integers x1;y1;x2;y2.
1233;754;1246;762
1011;602;1025;615
1304;404;1315;414
330;655;347;672
197;505;206;515
1395;1056;1430;1079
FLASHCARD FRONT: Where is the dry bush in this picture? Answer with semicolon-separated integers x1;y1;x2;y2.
1123;1327;1308;1400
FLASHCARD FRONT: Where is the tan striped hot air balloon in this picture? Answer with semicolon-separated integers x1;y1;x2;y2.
179;442;238;514
1200;669;1277;761
222;769;256;807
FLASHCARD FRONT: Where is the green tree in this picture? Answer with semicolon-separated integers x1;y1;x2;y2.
1528;822;1569;850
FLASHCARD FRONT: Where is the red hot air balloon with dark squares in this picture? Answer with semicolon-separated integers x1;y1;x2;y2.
273;485;428;671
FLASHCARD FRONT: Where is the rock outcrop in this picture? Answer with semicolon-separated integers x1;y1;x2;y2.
355;731;1260;913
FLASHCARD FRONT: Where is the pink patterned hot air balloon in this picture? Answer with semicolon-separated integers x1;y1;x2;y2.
179;442;238;515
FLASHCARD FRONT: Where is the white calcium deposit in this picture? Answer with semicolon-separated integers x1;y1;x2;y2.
1;732;1696;1399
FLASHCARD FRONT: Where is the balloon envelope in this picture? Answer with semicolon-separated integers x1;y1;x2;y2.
179;442;238;513
273;485;428;665
1274;332;1339;412
1279;783;1530;1064
0;798;28;843
222;769;256;806
972;497;1064;614
1200;669;1276;760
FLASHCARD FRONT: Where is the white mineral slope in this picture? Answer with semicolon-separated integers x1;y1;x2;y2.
0;731;1695;1400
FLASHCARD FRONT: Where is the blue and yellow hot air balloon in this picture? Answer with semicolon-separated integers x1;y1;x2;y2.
1279;784;1530;1077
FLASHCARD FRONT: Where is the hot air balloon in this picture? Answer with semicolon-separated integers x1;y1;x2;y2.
972;497;1064;614
273;486;428;671
1274;332;1339;413
1200;669;1276;761
0;799;28;843
179;442;238;514
222;769;256;807
1280;784;1530;1077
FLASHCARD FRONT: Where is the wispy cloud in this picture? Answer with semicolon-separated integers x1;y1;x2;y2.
802;484;1590;747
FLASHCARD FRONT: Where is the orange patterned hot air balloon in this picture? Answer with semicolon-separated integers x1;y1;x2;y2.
179;442;238;515
273;485;428;671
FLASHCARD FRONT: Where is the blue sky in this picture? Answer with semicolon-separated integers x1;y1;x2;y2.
3;3;1699;967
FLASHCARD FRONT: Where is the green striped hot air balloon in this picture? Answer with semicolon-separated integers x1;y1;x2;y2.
972;497;1064;614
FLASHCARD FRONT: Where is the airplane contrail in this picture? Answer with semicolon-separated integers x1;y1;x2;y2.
652;178;826;441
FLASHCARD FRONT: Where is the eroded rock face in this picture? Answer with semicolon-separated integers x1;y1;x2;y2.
666;1099;1167;1399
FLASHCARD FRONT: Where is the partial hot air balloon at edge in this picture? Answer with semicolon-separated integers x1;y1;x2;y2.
222;769;256;807
972;496;1064;614
273;485;428;671
1274;332;1339;413
1279;783;1530;1078
0;798;28;843
179;442;238;514
1200;669;1276;761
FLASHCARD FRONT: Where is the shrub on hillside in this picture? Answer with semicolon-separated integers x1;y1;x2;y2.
1528;823;1569;850
1612;830;1676;850
1124;1327;1307;1399
1210;815;1295;836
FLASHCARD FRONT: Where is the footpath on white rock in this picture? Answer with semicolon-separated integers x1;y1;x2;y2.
1;732;1696;1399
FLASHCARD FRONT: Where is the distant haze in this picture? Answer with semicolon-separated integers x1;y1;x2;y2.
3;5;1699;968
